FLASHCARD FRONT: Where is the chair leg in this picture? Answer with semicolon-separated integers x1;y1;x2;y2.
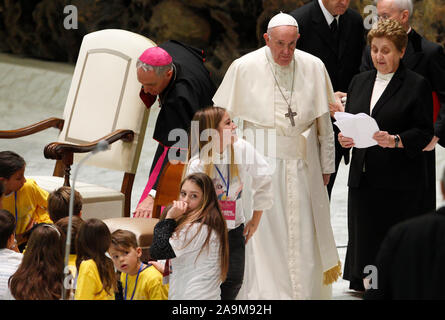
121;172;135;217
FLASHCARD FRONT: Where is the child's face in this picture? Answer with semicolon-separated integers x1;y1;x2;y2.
217;111;237;148
109;245;142;275
179;180;203;212
1;167;26;194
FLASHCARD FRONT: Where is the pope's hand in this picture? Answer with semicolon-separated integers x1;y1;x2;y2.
329;91;347;118
322;174;331;186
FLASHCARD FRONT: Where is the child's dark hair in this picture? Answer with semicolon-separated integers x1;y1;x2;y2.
173;172;229;281
48;186;83;223
111;229;139;251
0;151;26;179
9;224;65;300
76;218;116;296
55;216;84;254
0;209;15;249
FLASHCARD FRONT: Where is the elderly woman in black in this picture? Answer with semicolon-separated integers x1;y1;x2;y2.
338;19;434;292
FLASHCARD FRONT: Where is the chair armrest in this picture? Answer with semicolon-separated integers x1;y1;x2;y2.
44;129;135;160
0;117;64;139
43;129;135;187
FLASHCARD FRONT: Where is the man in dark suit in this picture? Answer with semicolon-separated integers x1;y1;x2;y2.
361;0;445;213
290;0;365;198
364;167;445;300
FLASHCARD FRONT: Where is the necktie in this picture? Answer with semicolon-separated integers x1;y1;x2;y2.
330;18;339;51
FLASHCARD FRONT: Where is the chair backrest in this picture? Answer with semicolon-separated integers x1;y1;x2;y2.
152;161;186;218
59;29;157;174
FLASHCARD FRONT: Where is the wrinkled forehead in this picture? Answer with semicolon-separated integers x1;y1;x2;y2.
269;25;299;39
137;68;161;83
377;0;400;13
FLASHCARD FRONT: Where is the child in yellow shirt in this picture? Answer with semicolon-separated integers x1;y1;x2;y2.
0;151;52;249
75;218;116;300
109;229;168;300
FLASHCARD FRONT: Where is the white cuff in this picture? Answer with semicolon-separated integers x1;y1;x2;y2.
149;189;157;198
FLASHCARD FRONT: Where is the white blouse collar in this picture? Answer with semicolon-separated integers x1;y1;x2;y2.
376;71;395;82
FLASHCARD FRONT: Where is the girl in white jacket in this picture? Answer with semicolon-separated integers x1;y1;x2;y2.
186;106;273;300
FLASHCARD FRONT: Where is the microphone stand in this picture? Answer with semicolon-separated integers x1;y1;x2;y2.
62;140;109;300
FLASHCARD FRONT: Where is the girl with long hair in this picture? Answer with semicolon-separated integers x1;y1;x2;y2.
185;106;273;300
74;218;116;300
9;224;65;300
150;172;229;300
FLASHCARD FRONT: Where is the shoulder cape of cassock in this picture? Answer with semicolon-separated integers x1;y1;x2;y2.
213;46;335;126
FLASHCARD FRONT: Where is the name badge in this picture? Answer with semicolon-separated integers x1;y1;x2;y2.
219;200;236;229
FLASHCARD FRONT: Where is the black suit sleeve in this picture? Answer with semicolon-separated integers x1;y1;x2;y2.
427;45;445;142
399;78;434;158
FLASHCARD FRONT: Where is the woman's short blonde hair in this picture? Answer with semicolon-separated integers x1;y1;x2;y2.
367;19;408;52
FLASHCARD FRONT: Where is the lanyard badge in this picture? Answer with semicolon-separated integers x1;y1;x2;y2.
215;165;236;229
162;259;172;285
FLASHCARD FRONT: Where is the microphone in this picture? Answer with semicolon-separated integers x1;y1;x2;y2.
92;140;110;154
62;139;110;300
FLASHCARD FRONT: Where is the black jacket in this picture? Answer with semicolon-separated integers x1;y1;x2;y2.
345;64;433;189
364;206;445;300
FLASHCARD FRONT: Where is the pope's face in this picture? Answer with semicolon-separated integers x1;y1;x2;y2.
322;0;351;16
264;26;299;66
137;68;171;96
371;36;405;74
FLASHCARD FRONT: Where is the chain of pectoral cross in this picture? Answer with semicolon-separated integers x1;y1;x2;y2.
267;56;297;127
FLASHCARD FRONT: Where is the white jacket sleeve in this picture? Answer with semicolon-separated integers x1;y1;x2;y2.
316;112;335;174
241;139;274;211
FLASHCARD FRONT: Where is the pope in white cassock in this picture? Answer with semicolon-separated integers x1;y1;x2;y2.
213;12;341;299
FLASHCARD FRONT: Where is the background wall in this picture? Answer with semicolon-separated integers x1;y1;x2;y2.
1;0;444;84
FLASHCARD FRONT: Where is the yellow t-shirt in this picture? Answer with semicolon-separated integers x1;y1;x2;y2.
74;259;115;300
2;179;52;237
120;264;169;300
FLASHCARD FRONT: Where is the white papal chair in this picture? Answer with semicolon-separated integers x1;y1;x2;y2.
0;29;157;219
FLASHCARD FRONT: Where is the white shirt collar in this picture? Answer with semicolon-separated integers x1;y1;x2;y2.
318;0;339;26
376;71;395;81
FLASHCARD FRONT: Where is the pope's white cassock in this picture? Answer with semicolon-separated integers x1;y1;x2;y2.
213;45;341;299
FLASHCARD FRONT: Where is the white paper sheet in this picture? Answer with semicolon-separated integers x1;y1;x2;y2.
334;112;380;148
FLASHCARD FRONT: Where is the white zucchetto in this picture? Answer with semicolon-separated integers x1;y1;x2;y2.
267;12;299;30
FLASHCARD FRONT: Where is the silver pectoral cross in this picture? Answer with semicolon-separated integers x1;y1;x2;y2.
285;106;297;127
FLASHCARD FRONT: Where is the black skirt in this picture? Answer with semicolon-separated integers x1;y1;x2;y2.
343;173;425;291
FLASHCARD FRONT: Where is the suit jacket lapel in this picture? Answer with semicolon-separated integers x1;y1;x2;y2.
338;11;352;59
371;65;406;118
403;29;423;70
311;0;338;54
357;71;376;115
